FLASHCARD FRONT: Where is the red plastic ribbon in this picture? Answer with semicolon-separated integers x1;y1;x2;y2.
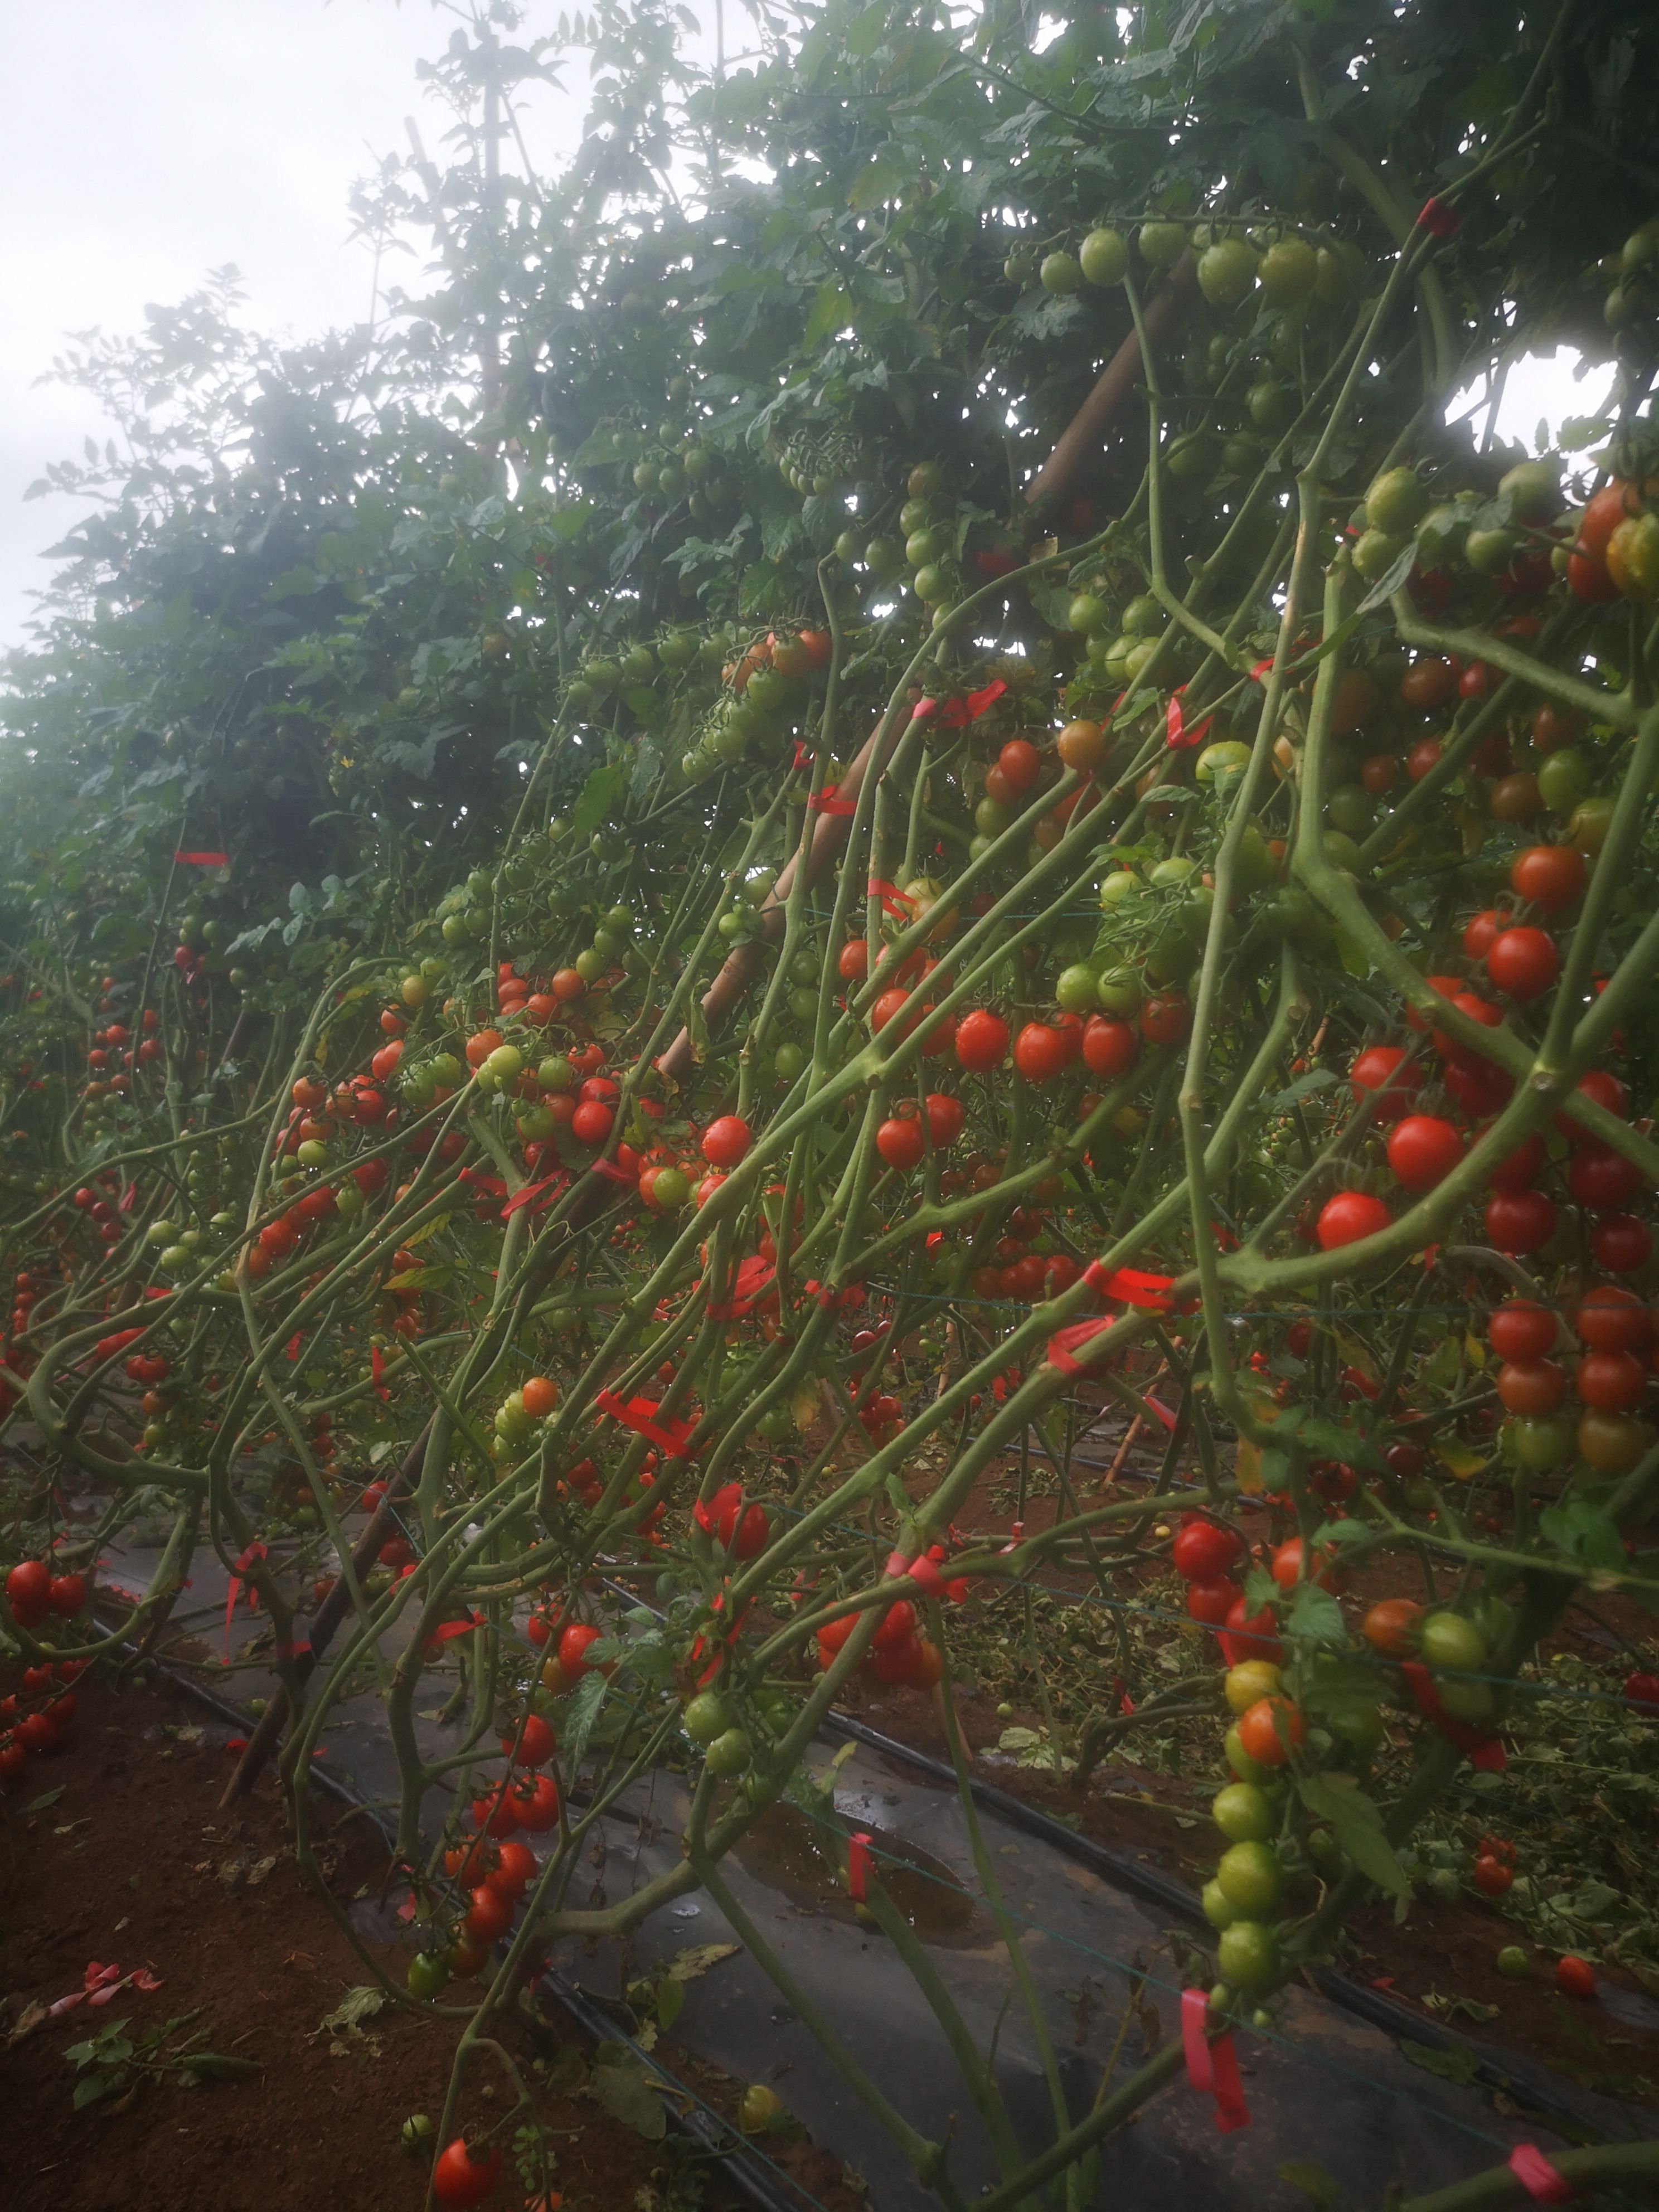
790;741;814;772
274;1638;312;1662
937;678;1008;728
847;1831;872;1902
1082;1261;1177;1310
589;1156;636;1183
707;1254;775;1321
1400;1660;1506;1771
458;1168;508;1199
885;1547;947;1597
1507;2146;1573;2204
867;877;914;918
1248;658;1275;684
1046;1317;1119;1377
1165;686;1214;753
1181;1988;1250;2132
224;1542;267;1660
285;1332;302;1361
1143;1394;1179;1433
807;783;857;816
595;1388;695;1459
502;1171;570;1217
428;1614;481;1647
173;850;229;866
371;1345;389;1402
1415;196;1461;237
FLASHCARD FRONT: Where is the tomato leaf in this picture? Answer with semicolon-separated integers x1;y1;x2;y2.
1277;2160;1343;2210
588;2059;667;2138
561;1668;610;1773
1297;1772;1413;1914
1285;1585;1347;1645
1398;2040;1482;2086
1537;1500;1624;1573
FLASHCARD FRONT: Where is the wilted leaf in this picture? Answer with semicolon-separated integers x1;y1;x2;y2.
589;2060;667;2139
316;1986;385;2039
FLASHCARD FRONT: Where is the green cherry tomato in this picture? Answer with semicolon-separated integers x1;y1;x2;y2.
1224;1723;1273;1785
1419;1612;1488;1672
1202;1878;1240;1930
683;1691;734;1744
1212;1783;1275;1843
407;1951;450;2000
1216;1840;1283;1915
704;1726;752;1777
1217;1919;1281;1991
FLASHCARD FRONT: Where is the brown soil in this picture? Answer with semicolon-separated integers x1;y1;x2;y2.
0;1670;850;2212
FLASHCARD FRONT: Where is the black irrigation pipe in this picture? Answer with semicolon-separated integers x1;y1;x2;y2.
817;1709;1655;2142
119;1639;816;2212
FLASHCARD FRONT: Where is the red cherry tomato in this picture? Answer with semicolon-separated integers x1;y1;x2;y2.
1361;1597;1423;1657
837;939;869;982
433;2137;503;2208
1484;1189;1557;1255
1486;925;1559;1002
1171;1517;1244;1582
997;739;1041;793
1623;1671;1659;1711
1496;1359;1568;1417
1555;1954;1597;1999
1081;1015;1138;1079
1575;1288;1651;1353
924;1093;965;1146
1576;1349;1648;1413
1568;1144;1646;1212
1236;1695;1305;1767
1348;1044;1414;1122
954;1007;1009;1073
701;1114;751;1167
1510;844;1585;914
1386;1114;1463;1192
876;1116;926;1171
557;1622;603;1679
1139;991;1190;1046
1593;1215;1652;1274
1012;1022;1069;1084
1316;1190;1390;1249
1488;1299;1556;1362
1185;1576;1241;1628
1473;1854;1514;1897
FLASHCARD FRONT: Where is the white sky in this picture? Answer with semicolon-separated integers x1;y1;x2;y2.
0;5;1622;651
0;0;588;648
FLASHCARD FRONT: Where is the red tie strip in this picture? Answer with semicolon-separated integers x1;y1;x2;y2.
1415;195;1461;237
224;1543;268;1661
1507;2146;1573;2204
936;677;1008;727
427;1613;482;1648
1045;1317;1120;1377
807;783;857;816
1400;1660;1507;1772
1081;1261;1177;1310
371;1345;390;1401
274;1638;312;1662
847;1831;873;1902
1165;686;1215;752
1180;1988;1250;2132
589;1156;637;1183
595;1388;696;1459
790;740;815;772
867;877;914;918
502;1171;571;1217
457;1168;509;1200
707;1255;776;1321
173;850;230;866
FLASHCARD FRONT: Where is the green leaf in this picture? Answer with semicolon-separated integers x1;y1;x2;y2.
569;761;629;842
656;1976;686;2031
1537;1500;1624;1573
1277;2160;1343;2210
1286;1584;1347;1645
72;2074;111;2109
562;1668;610;1772
803;280;853;348
1399;2040;1481;2086
25;1786;66;1812
848;157;908;210
1297;1772;1412;1910
588;2060;667;2138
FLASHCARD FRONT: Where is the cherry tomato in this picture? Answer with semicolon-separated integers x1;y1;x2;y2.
924;1093;964;1146
557;1622;603;1679
1593;1214;1652;1274
1316;1189;1390;1249
1568;1144;1645;1212
1348;1044;1414;1122
1483;1189;1557;1255
876;1117;926;1171
1012;1023;1069;1083
1473;1854;1514;1897
1361;1597;1423;1657
1140;991;1191;1046
954;1008;1008;1073
997;738;1041;792
1186;1577;1241;1627
433;2137;503;2207
1399;656;1459;709
837;939;869;982
1555;1954;1597;1998
1486;925;1559;1001
701;1114;751;1167
1171;1517;1244;1581
1575;1288;1651;1354
1081;1015;1138;1079
1235;1695;1305;1768
1496;1359;1567;1417
1510;843;1585;914
1576;1349;1648;1413
1623;1671;1659;1711
1489;1299;1556;1362
1386;1114;1462;1191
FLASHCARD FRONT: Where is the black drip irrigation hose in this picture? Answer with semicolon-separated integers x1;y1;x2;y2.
816;1709;1652;2141
119;1645;819;2212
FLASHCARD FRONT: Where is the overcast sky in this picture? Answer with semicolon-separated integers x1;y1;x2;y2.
0;3;1615;654
0;0;589;648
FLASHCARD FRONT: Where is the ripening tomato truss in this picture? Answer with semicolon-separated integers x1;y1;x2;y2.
3;7;1659;2210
